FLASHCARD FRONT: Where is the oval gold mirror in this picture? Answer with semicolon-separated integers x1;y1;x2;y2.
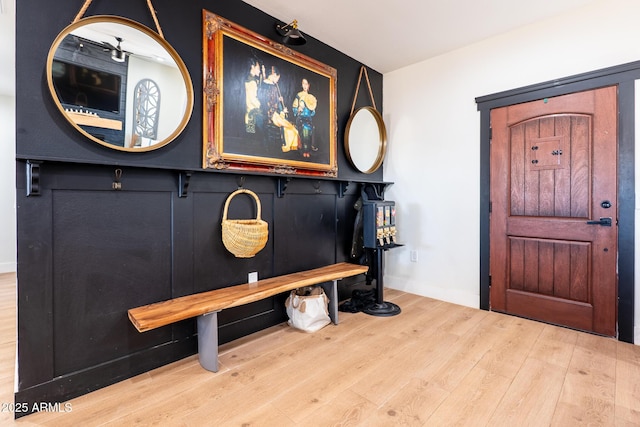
46;15;194;152
344;106;387;174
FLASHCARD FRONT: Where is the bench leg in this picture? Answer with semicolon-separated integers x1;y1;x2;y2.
197;311;220;372
320;279;339;325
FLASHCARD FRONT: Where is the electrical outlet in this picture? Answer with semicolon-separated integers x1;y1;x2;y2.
248;271;258;283
410;250;418;262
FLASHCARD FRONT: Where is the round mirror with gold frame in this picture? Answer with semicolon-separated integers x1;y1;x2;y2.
46;15;194;152
344;106;387;174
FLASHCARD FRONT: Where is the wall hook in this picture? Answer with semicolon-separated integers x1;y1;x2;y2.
112;169;122;190
237;176;245;189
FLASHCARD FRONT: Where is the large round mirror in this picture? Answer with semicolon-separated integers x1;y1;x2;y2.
46;16;194;152
344;106;387;173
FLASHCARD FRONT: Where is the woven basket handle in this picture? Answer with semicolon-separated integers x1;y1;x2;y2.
222;189;262;221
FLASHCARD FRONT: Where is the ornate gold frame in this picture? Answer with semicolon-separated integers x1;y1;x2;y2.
202;10;338;177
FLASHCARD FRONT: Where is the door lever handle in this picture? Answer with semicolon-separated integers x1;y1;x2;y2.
586;217;612;226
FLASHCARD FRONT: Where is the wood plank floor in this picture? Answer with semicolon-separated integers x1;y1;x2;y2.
2;272;639;426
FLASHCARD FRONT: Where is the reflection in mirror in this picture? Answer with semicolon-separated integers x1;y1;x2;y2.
345;106;387;174
46;16;194;152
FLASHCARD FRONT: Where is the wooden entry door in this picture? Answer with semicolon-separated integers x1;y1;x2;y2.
490;86;618;336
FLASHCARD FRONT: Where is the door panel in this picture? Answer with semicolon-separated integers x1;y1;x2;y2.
509;238;590;302
490;86;617;336
510;115;590;218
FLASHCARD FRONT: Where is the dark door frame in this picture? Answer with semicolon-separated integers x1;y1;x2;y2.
476;61;637;343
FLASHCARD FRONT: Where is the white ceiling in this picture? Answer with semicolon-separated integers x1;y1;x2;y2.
0;0;601;97
242;0;600;74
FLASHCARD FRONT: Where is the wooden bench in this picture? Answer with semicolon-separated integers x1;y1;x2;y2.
128;262;369;372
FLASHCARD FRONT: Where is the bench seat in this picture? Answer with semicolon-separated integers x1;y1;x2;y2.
128;262;368;371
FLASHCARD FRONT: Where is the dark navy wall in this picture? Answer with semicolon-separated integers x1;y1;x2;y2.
15;0;383;412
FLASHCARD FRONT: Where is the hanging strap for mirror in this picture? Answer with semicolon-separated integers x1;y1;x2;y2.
72;0;165;39
350;66;377;116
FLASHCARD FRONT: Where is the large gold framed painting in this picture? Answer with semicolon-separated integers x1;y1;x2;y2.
202;10;338;177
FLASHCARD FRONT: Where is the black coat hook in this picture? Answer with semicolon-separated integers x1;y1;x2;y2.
112;169;122;190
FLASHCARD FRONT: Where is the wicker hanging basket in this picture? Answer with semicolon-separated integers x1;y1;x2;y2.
221;189;269;258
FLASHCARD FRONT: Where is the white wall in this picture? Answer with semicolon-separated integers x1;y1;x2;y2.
0;0;16;274
383;0;640;343
0;95;16;274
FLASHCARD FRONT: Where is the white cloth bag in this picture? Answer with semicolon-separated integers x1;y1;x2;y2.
285;287;331;333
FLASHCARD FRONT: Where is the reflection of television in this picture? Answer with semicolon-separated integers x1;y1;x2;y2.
51;59;122;114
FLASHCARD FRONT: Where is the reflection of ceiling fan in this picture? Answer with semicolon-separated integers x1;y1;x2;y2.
102;37;126;62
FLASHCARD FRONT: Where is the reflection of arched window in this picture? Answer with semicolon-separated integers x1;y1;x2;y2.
132;78;160;142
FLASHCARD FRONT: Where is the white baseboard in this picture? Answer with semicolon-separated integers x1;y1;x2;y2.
384;274;480;309
0;262;16;274
635;326;640;346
